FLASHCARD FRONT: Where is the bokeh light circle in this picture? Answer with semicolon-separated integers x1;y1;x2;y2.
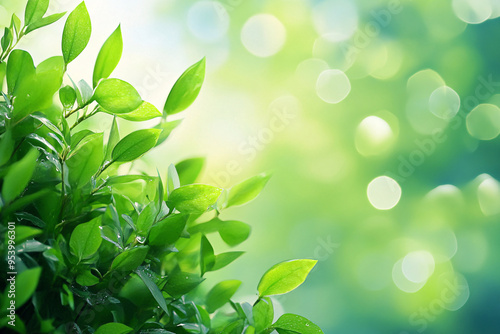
355;116;395;156
392;259;427;293
367;176;402;210
402;251;435;283
241;14;286;57
316;69;351;104
477;176;500;216
466;104;500;140
452;0;492;24
429;86;461;120
312;1;358;42
187;1;229;42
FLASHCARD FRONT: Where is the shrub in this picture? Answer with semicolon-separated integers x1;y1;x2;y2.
0;1;323;333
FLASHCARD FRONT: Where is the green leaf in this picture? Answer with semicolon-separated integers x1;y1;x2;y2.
6;49;35;94
62;2;91;64
164;57;205;116
25;0;49;25
1;28;12;52
93;25;123;87
102;101;162;121
219;220;251;246
136;202;155;237
176;157;205;185
76;270;99;286
95;323;133;334
163;269;204;298
154;119;182;146
105;116;120;161
227;173;271;208
0;128;14;167
66;132;103;189
136;267;170;315
220;320;245;334
59;85;76;109
1;149;38;203
71;129;94;147
77;79;93;105
13;226;42;244
111;128;161;162
257;259;317;297
273;314;323;334
10;14;21;36
15;267;42;308
200;235;215;276
94;78;142;114
25;12;66;34
205;280;241;313
0;61;6;89
253;297;274;333
168;184;223;213
211;251;244;271
111;246;149;272
148;214;187;246
166;163;180;195
69;218;102;261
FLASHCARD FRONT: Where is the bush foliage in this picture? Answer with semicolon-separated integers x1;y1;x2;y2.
0;1;322;333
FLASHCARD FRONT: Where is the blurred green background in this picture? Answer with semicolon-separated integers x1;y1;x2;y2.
3;0;500;332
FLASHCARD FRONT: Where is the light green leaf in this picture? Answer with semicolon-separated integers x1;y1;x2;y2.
211;251;244;272
0;128;14;167
148;214;187;246
200;235;215;276
227;173;271;208
25;12;66;34
2;149;39;203
25;0;49;25
94;78;142;114
15;267;42;308
13;226;42;244
136;267;169;315
105;116;120;161
136;202;155;237
102;101;161;121
206;280;241;313
175;157;205;185
62;2;91;64
163;269;204;298
76;270;99;286
69;218;102;261
66;132;103;189
154;119;182;146
163;57;205;116
166;163;180;195
110;246;149;272
219;220;251;247
10;14;21;36
6;49;35;94
253;297;274;333
93;25;123;88
258;259;317;297
95;323;133;334
167;184;223;213
1;28;12;52
273;314;323;334
111;128;161;162
59;85;76;109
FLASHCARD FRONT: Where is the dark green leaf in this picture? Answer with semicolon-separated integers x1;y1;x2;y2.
111;246;149;272
227;173;271;208
273;314;323;334
164;57;205;116
0;128;14;167
168;184;223;214
93;25;123;87
258;259;317;297
95;323;133;334
94;78;142;114
176;157;205;185
253;297;274;333
111;128;161;162
136;267;170;315
206;280;241;313
148;214;187;246
13;226;42;244
15;267;42;308
69;218;102;261
62;2;91;64
136;202;155;237
2;149;38;203
66;132;103;189
76;270;99;286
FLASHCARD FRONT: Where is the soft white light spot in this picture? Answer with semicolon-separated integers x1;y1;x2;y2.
316;69;351;104
367;176;402;210
312;1;358;42
241;14;286;57
392;259;427;293
478;176;500;216
452;0;492;24
355;116;395;156
429;86;461;120
402;251;435;283
187;1;229;42
466;104;500;140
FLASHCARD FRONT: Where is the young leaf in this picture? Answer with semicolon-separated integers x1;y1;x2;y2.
205;280;241;313
257;259;317;297
1;149;39;203
227;173;271;208
77;79;93;105
94;78;142;114
167;184;223;213
105;116;120;161
219;220;251;247
101;101;161;121
59;85;77;109
163;57;205;116
211;251;244;272
110;246;149;272
163;269;205;298
25;0;49;26
166;163;180;196
200;235;215;276
62;2;91;64
66;132;103;189
93;25;123;88
6;49;35;94
15;267;42;308
148;214;187;246
111;128;161;162
10;14;21;36
154;119;182;146
25;12;66;34
136;202;155;237
1;28;12;52
95;323;133;334
273;314;323;334
69;218;102;261
253;297;274;333
136;267;170;315
175;157;205;185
